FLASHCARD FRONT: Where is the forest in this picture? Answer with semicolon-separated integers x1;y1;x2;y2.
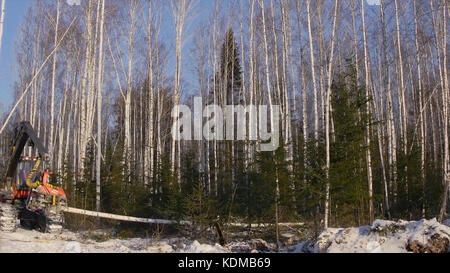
0;0;448;243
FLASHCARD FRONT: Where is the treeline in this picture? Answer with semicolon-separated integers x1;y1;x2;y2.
0;0;449;236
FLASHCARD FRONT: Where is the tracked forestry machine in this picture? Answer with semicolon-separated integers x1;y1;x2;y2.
1;122;192;234
0;121;67;233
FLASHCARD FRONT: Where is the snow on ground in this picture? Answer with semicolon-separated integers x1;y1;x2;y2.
2;219;449;253
0;228;228;253
301;219;450;253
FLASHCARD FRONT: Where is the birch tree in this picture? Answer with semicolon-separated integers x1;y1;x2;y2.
394;0;409;209
49;0;61;167
144;0;156;188
248;0;256;167
124;0;138;178
170;0;194;184
0;0;5;59
439;0;449;222
78;0;94;177
96;0;105;213
413;0;426;217
306;0;319;143
361;0;374;224
380;0;398;206
280;0;293;172
295;0;308;180
324;0;339;229
259;0;280;246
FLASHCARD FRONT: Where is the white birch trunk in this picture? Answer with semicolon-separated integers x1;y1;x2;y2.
259;0;280;247
380;0;397;206
96;0;105;213
125;1;137;179
306;0;319;144
0;0;5;59
170;0;192;185
361;0;374;224
280;0;293;171
145;1;155;188
414;0;426;218
395;0;409;208
439;0;449;222
324;0;338;230
49;0;61;167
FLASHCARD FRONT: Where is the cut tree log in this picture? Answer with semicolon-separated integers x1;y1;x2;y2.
62;206;302;229
62;207;191;225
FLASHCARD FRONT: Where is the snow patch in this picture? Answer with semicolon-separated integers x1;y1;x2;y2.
307;219;450;253
179;240;228;253
228;239;275;253
0;228;229;253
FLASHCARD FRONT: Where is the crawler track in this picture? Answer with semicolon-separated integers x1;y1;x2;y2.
0;194;65;234
29;193;65;234
0;201;19;232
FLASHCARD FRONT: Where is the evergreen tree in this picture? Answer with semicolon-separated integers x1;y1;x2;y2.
218;29;242;105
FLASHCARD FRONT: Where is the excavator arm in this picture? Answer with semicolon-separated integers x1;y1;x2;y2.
4;121;48;187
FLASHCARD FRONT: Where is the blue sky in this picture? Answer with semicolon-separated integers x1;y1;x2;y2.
0;0;212;113
0;0;380;113
0;0;32;113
